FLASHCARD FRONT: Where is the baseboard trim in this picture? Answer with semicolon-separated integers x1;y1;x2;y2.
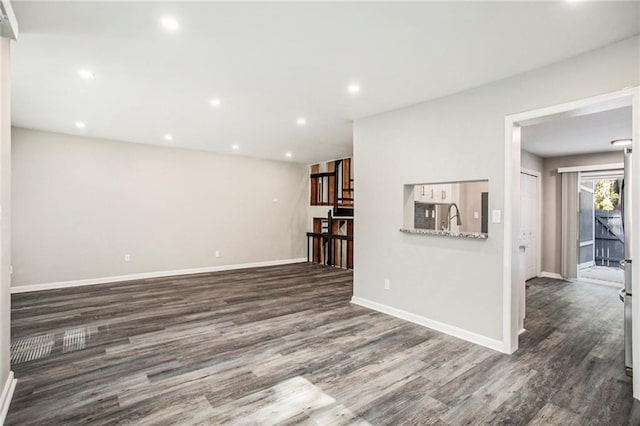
0;371;17;425
11;258;308;293
350;296;505;353
539;271;564;280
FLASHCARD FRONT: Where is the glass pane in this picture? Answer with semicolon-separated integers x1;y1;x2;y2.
580;190;594;242
580;244;593;264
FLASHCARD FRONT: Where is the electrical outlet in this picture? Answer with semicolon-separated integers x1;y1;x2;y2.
384;279;390;290
215;250;220;258
124;254;131;262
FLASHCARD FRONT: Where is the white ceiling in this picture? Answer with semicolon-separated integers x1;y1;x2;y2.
521;106;632;158
11;1;640;163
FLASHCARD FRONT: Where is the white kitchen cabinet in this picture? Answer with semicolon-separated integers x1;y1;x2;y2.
415;183;458;204
425;184;453;203
426;185;438;202
415;185;433;202
414;185;429;202
439;184;453;203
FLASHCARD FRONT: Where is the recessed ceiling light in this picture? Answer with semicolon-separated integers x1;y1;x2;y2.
611;138;632;147
285;152;293;158
347;84;361;94
210;98;222;108
296;117;306;126
75;121;85;129
160;16;180;32
164;134;173;141
231;144;240;150
77;69;94;80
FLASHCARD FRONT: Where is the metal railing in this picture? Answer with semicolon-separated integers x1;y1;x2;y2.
310;172;334;206
335;158;354;207
310;159;354;216
306;232;353;269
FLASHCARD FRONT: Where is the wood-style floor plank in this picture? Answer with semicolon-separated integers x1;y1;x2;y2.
6;264;635;425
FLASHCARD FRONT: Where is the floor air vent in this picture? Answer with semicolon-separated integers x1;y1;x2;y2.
10;334;55;364
63;328;87;353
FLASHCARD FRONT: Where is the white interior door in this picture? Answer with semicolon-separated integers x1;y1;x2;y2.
520;172;539;280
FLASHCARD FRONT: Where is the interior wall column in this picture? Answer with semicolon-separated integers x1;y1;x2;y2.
0;34;15;423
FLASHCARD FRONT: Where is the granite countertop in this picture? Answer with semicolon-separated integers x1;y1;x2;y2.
399;228;488;239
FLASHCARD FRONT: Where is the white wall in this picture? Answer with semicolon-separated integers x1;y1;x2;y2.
353;36;639;347
540;151;623;275
459;181;488;234
521;150;543;174
12;128;308;287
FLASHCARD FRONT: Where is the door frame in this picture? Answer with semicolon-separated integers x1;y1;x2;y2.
503;87;640;400
520;167;542;279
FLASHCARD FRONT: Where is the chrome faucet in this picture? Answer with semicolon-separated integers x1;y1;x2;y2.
448;203;462;229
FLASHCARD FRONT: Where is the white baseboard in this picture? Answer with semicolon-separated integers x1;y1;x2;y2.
11;258;308;293
539;271;564;280
0;371;17;425
350;296;505;353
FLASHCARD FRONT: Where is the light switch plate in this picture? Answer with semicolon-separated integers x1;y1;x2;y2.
492;210;501;224
473;211;479;219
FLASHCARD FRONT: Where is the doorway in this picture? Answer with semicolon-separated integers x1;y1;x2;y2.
504;87;639;398
578;175;625;285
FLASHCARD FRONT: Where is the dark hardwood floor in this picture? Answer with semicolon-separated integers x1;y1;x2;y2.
6;264;635;425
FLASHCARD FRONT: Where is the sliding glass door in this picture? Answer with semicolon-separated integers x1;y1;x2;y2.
578;180;595;270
